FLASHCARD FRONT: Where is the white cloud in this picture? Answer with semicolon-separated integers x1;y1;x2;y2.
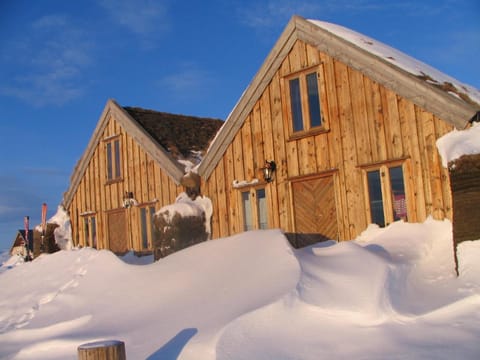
0;14;92;107
159;63;215;100
99;0;169;47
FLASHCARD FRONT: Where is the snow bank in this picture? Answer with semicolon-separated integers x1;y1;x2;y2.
47;206;72;250
436;122;480;167
1;221;479;359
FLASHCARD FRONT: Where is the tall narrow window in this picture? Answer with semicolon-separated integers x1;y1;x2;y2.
105;137;122;181
140;205;156;249
140;207;148;249
306;72;322;127
367;170;385;227
90;217;97;248
83;215;97;248
390;166;407;221
289;78;304;132
287;69;323;134
257;189;268;229
241;187;269;231
242;191;253;231
365;163;408;227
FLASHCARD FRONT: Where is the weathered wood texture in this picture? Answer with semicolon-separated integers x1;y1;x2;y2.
77;340;126;360
450;154;480;245
68;113;182;252
203;40;453;241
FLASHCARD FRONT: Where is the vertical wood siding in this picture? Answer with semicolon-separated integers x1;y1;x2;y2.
203;40;453;241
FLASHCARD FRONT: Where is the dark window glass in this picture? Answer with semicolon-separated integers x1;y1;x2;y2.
367;170;385;227
242;191;253;231
91;217;97;248
289;78;304;132
84;218;89;245
149;206;156;248
306;72;322;128
106;142;113;180
390;166;407;221
140;207;148;249
256;189;268;229
114;139;121;179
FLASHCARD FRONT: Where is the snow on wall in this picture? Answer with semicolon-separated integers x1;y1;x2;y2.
48;206;73;250
436;122;480;167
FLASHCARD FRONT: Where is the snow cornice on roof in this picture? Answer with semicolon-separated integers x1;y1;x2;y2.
198;15;480;181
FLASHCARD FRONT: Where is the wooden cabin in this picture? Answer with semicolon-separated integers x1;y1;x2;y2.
197;16;480;246
62;101;223;254
10;230;33;257
64;16;479;253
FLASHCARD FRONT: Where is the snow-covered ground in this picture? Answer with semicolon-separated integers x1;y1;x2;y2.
0;218;479;360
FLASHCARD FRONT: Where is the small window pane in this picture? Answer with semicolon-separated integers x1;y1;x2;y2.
106;142;113;180
390;166;407;221
256;189;268;229
140;207;148;249
289;78;304;132
84;218;89;245
91;217;97;249
114;139;121;179
367;170;385;227
306;72;322;128
242;192;253;231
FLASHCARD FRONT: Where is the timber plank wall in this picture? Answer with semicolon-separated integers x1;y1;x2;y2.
203;40;453;241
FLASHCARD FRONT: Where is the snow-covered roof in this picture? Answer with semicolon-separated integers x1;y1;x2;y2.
308;19;480;107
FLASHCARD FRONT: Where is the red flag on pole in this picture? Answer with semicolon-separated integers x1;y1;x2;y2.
24;216;31;261
41;203;47;236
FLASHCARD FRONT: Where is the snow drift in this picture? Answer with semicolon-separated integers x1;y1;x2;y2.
1;219;479;359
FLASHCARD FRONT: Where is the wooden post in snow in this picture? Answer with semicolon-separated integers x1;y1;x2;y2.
77;340;126;360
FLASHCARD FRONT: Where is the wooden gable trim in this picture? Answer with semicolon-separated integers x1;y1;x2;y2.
199;15;478;181
63;99;184;208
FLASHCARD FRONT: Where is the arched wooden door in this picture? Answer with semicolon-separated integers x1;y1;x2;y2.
291;175;338;246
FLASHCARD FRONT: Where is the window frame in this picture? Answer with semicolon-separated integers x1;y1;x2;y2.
139;204;157;250
82;214;97;248
285;65;327;138
104;135;122;183
362;161;409;227
240;186;269;232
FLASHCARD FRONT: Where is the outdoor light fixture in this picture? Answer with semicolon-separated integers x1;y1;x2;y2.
262;160;276;183
123;191;137;208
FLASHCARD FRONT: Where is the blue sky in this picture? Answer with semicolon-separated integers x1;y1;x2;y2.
0;0;479;251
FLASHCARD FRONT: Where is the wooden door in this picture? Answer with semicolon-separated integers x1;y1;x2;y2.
107;209;128;254
291;176;338;246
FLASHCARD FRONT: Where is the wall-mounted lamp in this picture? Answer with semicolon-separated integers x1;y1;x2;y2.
123;191;138;208
262;160;276;183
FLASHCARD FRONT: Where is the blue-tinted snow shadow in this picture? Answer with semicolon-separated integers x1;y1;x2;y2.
146;328;198;360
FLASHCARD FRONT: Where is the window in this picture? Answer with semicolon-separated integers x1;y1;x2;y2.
83;215;97;248
241;188;269;231
140;205;156;249
365;164;408;227
106;137;121;181
287;70;323;133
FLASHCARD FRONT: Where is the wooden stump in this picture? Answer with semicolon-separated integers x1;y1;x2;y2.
78;340;126;360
